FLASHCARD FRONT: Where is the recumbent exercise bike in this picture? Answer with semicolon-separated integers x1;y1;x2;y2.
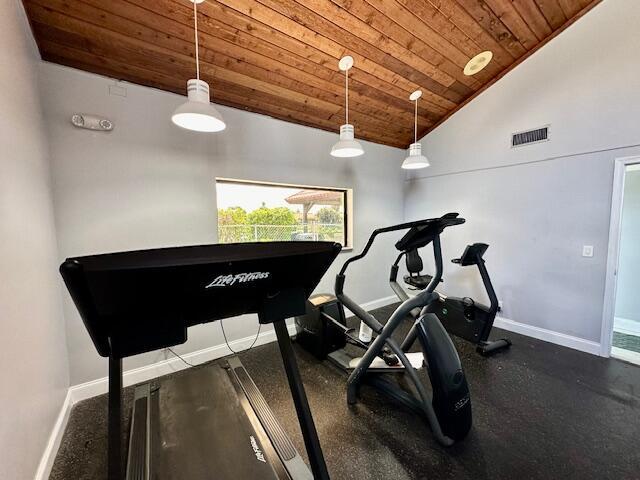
392;230;511;356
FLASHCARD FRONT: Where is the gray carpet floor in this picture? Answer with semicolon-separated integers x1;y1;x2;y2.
49;304;640;479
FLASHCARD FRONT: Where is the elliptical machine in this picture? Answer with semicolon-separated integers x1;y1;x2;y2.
296;213;472;445
393;240;511;356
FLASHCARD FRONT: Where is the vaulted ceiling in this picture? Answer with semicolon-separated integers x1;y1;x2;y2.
23;0;600;148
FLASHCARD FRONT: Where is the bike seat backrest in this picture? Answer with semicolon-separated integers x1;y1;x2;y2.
454;243;489;266
405;249;423;274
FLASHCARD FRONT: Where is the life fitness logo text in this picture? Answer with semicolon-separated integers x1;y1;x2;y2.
249;435;266;463
205;272;271;288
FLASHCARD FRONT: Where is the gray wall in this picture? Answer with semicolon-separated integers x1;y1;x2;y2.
39;63;406;386
404;0;640;344
615;169;640;322
0;2;70;479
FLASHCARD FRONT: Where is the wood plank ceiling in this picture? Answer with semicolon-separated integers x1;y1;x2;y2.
23;0;600;148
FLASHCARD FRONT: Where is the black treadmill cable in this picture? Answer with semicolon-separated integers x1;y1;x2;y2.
166;320;263;369
221;319;262;354
166;347;199;368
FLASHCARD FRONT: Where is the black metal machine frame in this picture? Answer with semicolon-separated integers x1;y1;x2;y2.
391;240;511;356
330;213;473;445
60;242;341;480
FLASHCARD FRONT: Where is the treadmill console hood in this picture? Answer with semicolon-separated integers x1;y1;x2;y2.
60;241;341;358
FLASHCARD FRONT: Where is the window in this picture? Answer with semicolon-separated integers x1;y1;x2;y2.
216;178;352;248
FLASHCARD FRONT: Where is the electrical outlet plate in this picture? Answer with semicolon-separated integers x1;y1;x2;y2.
582;245;594;257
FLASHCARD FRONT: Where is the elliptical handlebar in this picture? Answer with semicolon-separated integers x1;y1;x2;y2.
335;213;465;337
337;216;451;278
336;213;464;280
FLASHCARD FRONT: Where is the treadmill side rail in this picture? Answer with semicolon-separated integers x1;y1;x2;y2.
126;385;151;480
227;356;313;480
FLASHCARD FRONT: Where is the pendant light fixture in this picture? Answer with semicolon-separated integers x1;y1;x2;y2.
172;0;226;133
330;56;364;158
402;90;430;170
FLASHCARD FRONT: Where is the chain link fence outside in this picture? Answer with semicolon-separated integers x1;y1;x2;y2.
218;223;344;244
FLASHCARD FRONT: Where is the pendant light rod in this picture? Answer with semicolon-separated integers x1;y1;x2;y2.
345;66;349;125
194;0;200;81
409;89;422;143
338;56;354;125
414;96;418;143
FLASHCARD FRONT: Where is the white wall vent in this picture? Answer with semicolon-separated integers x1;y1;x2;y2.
511;126;549;147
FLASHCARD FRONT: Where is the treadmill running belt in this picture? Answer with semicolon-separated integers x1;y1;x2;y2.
146;361;298;480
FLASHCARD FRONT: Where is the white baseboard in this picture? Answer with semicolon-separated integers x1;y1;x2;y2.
34;390;73;480
494;316;602;355
354;296;604;357
611;346;640;365
342;295;398;318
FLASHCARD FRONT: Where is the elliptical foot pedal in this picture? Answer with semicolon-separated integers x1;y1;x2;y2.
476;338;512;356
328;350;424;372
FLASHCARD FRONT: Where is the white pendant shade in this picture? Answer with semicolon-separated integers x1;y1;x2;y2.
172;79;226;132
402;90;430;170
331;124;364;158
402;142;430;169
331;56;363;158
172;0;225;133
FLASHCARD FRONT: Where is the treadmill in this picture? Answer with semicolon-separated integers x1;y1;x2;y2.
60;241;341;480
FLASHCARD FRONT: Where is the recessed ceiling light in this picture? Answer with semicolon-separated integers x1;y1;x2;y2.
463;51;493;76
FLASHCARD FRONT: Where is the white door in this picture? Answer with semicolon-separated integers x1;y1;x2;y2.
603;158;640;364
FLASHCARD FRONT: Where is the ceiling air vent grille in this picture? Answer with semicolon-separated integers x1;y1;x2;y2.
511;126;549;147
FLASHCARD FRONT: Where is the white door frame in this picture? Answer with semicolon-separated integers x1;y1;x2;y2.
600;155;640;356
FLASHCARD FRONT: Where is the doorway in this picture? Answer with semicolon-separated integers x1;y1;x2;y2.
602;157;640;364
